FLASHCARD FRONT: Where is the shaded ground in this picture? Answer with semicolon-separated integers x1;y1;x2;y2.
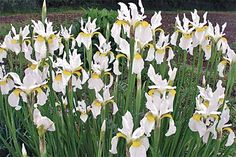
0;11;236;43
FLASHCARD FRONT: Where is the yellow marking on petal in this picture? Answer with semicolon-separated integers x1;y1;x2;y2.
220;60;229;65
74;71;81;76
48;35;56;44
0;47;6;52
116;20;128;26
156;49;165;54
196;26;207;32
203;100;209;107
146;44;154;48
94;100;102;107
116;54;127;59
155;28;164;33
161;113;173;119
63;70;72;76
223;127;233;132
168;89;176;96
29;64;37;70
134;53;142;60
11;39;18;44
36;35;44;42
92;73;100;79
219;98;224;104
0;80;7;85
132;140;142;147
148;89;156;96
146;112;155;122
13;89;21;96
55;74;62;81
35;87;43;93
140;21;149;27
80;32;91;38
116;132;127;139
210;114;219;120
74;66;83;72
192;114;201;121
220;37;227;42
183;33;192;39
206;45;211;51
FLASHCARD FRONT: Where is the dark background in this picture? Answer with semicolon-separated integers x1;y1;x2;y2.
1;0;236;13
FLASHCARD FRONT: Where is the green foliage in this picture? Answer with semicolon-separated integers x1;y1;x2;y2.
72;8;118;36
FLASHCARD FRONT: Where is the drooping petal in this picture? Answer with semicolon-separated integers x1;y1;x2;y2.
165;118;176;136
8;89;21;110
109;136;119;154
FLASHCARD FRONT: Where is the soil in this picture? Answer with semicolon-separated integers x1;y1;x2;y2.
0;11;235;43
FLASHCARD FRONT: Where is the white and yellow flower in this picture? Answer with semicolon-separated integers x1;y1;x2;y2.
76;17;99;49
89;87;118;119
110;111;149;157
8;70;48;110
33;108;55;132
173;14;195;54
217;105;235;146
0;66;15;95
217;47;236;77
53;49;89;91
3;25;30;55
32;19;60;59
74;100;89;123
146;31;174;64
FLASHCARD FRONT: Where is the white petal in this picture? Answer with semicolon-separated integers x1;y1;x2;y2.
129;144;146;157
80;114;88;123
8;90;20;109
225;129;235;147
109;136;119;154
113;59;122;75
37;91;47;106
145;46;155;61
165;118;176;136
132;56;144;74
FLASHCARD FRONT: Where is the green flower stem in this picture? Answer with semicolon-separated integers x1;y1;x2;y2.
125;37;136;112
87;45;93;74
153;120;161;157
212;138;221;157
135;73;142;122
